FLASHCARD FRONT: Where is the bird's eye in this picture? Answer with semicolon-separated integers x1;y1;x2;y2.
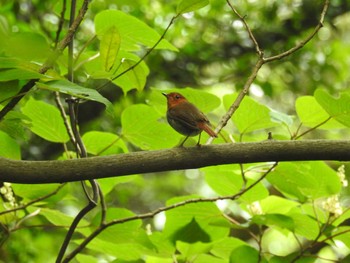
175;95;181;99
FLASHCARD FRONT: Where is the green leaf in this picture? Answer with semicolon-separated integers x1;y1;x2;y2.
251;214;295;231
28;207;88;227
230;245;264;263
314;89;350;127
82;131;127;156
164;196;229;242
223;94;278;134
4;32;51;61
94;10;177;51
267;162;342;201
177;0;209;15
0;130;20;159
289;213;319;239
21;97;70;143
171;218;211;244
112;57;150;94
259;195;299;214
210;237;246;259
100;26;121;71
121;104;179;149
36;80;114;116
176;241;213;259
202;165;269;203
0;69;43;81
11;184;61;201
296;96;344;129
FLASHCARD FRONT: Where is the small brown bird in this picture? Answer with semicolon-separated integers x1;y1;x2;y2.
162;92;217;146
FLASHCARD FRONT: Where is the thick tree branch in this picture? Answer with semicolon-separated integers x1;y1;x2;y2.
0;140;349;184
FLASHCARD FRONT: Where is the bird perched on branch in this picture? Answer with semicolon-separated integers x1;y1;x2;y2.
162;92;217;146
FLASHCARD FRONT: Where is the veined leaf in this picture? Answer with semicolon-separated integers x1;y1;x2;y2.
100;26;121;72
21;97;70;143
314;89;350;128
95;10;177;51
36;80;114;116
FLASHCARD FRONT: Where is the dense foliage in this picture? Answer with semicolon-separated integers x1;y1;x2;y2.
0;0;350;262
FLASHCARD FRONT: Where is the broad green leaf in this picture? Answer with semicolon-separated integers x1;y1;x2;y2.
289;213;319;240
202;165;269;203
121;104;179;149
0;130;20;159
0;116;27;140
315;89;350;127
223;93;278;134
193;254;227;263
261;229;299;257
176;241;213;258
210;237;246;259
82;131;127;156
27;207;88;227
259;195;298;214
164;196;229;241
177;0;209;15
36;80;114;115
267;162;341;201
251;214;295;231
100;26;121;71
296;96;344;129
172;218;211;244
21;97;70;143
4;32;50;61
11;184;61;201
94;10;177;51
230;245;264;263
87;238;146;260
95;208;142;243
0;69;43;81
112;57;150;94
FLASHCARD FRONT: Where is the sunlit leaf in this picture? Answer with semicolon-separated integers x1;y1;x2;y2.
296;96;345;129
100;26;121;72
314;89;350;127
267;162;341;201
95;10;177;51
0;130;20;159
21;97;70;143
36;80;114;116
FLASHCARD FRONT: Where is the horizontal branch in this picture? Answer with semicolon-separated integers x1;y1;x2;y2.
1;140;349;184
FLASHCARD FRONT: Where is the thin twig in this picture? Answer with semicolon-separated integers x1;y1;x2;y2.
62;162;278;262
293;117;332;140
226;0;262;56
207;0;330;145
264;0;329;62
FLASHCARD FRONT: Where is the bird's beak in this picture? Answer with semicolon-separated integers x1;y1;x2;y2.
162;92;168;98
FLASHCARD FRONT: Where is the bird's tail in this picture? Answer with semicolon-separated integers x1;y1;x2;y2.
199;123;218;137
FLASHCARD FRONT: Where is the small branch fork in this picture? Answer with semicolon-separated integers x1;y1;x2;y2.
207;0;330;144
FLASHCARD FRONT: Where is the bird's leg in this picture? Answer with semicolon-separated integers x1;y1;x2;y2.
179;135;190;147
196;132;202;147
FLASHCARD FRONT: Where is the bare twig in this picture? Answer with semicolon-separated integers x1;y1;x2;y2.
62;162;278;262
293;116;332;140
226;0;262;56
207;0;330;145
